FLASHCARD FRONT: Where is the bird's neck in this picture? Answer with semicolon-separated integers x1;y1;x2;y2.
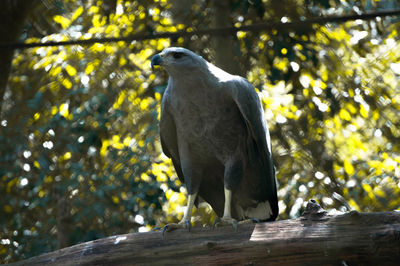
168;72;216;94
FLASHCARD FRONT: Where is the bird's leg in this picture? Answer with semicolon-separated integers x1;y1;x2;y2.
212;188;238;231
223;187;233;218
181;192;197;228
163;192;197;235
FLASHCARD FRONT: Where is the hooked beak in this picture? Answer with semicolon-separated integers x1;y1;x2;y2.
150;54;162;70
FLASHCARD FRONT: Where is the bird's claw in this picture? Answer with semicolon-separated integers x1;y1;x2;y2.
185;220;191;232
237;218;261;225
162;220;191;237
162;224;169;236
212;217;238;232
249;218;260;223
212;217;221;229
232;220;238;232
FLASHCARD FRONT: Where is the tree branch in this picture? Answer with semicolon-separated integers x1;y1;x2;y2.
2;9;400;49
10;200;400;265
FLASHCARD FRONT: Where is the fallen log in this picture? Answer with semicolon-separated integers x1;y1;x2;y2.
10;200;400;265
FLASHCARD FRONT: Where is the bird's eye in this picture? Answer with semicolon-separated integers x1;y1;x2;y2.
172;52;184;59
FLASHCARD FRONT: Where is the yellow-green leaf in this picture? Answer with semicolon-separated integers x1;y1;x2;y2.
4;205;12;213
362;183;376;200
85;63;95;75
348;199;360;211
34;161;40;169
65;65;77;77
344;160;355;175
59;103;69;117
339;109;351;121
360;104;368;118
53;15;71;29
62;79;72;89
71;6;84;21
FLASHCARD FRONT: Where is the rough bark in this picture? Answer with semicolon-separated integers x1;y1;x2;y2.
10;200;400;265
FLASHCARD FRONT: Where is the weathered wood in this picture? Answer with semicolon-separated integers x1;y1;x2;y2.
11;201;400;265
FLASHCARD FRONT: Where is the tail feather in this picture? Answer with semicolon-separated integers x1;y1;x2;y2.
235;200;273;221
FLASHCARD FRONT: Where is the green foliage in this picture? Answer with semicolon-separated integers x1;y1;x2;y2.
1;0;400;263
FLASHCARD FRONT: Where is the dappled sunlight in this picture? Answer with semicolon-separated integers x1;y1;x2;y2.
1;0;400;263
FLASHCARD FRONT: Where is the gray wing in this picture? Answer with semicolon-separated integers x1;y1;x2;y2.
225;77;278;220
159;94;185;184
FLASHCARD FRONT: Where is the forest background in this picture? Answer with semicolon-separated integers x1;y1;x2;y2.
1;0;399;263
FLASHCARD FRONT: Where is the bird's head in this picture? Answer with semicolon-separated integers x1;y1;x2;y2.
151;47;205;76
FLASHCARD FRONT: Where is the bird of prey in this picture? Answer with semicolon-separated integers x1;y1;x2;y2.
151;47;278;232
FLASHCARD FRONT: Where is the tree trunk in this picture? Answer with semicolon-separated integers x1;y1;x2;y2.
0;0;36;117
212;0;244;76
10;200;400;265
56;192;72;249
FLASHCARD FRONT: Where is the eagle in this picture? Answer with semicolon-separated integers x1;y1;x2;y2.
151;47;278;232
